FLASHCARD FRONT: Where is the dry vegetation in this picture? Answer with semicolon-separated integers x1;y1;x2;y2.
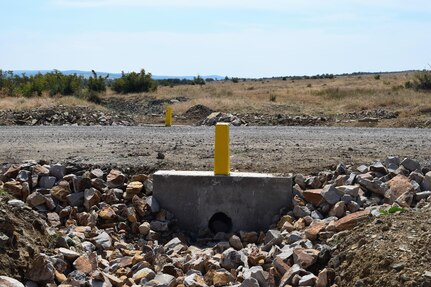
2;72;431;123
0;95;103;111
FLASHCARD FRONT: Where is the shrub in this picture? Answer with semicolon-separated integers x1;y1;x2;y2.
192;75;205;86
111;69;157;93
88;70;107;92
269;94;277;102
231;77;239;83
374;74;381;80
406;70;431;91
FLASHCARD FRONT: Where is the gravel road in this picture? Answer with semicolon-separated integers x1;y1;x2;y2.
1;126;430;174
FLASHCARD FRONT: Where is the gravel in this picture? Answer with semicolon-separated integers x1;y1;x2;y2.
0;126;431;174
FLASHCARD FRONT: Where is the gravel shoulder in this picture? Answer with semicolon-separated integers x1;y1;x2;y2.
1;125;430;174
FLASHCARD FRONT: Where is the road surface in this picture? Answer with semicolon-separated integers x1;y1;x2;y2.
0;125;430;174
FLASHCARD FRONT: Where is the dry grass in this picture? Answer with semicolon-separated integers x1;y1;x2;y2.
0;95;104;111
2;72;431;119
145;72;431;117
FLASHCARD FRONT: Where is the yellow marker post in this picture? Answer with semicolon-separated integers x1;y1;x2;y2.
165;106;172;127
214;123;230;175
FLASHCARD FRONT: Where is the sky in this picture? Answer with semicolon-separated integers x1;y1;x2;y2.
0;0;430;77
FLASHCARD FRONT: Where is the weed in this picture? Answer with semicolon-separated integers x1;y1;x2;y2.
379;206;405;215
269;94;277;102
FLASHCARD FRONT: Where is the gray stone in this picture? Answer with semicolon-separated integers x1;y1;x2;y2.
385;156;400;168
220;248;248;270
183;273;207;287
7;199;25;208
93;231;112;249
370;161;387;174
299;273;317;286
16;170;31;183
0;276;24;287
133;267;156;283
357;177;388;196
243;266;268;287
264;229;281;245
38;176;56;189
286;231;303;244
72;176;92;193
26;254;55;282
416;191;431;201
311;210;324;220
240;278;259;287
49;164;65;180
345;172;357;185
150;220;169;232
144;179;154;195
321;185;344;205
90;168;104;179
293;205;311;218
336;185;360;197
229;235;243;250
66;192;84;207
164;237;183;251
357;165;369;173
147;273;176;287
401;158;421;172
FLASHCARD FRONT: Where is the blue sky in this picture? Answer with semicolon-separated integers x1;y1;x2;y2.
1;0;430;77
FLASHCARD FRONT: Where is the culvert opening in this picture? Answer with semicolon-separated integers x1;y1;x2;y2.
209;212;233;234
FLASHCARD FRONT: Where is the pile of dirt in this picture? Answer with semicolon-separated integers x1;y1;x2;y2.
328;208;431;287
183;104;213;120
0;195;53;280
0;106;135;126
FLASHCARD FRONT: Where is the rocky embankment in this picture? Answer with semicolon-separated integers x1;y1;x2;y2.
0;157;431;286
0;106;135;126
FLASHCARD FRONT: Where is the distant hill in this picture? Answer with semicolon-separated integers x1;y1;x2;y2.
11;70;224;80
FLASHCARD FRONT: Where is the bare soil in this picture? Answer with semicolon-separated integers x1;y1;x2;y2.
329;207;431;287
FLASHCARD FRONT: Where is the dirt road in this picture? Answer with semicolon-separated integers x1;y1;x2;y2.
0;125;430;174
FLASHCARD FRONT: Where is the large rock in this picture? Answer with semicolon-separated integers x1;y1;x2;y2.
93;231;112;249
49;164;65;180
293;248;319;269
0;276;25;287
357;177;387;196
132;267;156;283
84;188;101;211
220;248;248;270
107;169;126;188
321;185;344;205
243;266;268;287
147;273;176;287
401;158;421;172
334;209;370;231
302;189;323;206
26;254;55;282
213;269;235;287
184;273;208;287
386;175;414;205
50;181;71;201
304;221;326;241
26;191;46;207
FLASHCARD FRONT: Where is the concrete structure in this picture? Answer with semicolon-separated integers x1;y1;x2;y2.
153;171;292;234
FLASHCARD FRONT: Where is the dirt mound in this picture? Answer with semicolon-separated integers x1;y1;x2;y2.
0;106;135;126
0;195;52;280
184;104;213;119
328;208;431;287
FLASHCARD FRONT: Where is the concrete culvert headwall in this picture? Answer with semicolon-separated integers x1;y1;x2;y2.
153;170;292;234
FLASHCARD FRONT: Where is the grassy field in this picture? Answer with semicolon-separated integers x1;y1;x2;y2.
1;72;431;124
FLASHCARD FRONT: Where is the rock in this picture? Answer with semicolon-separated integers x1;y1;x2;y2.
91;178;108;192
47;212;61;227
321;185;344;205
146;196;160;213
357;177;387;196
26;254;55;282
144;179;154;195
133;267;156;283
221;248;248;270
147;273;176;287
334;209;370;231
126;181;143;194
229;235;243;250
328;201;345;218
107;169;126;188
302;189;323;206
99;206;116;220
165;237;183;251
336;185;360;197
240;231;258;244
240;278;260;287
33;164;49;176
50;164;65;180
0;276;25;287
213;269;235;287
293;248;319;269
139;222;151;235
184;273;208;287
386;175;414;204
243;266;268;287
84;188;101;211
16;170;31;183
50;181;71;201
401;158;421;172
73;253;97;274
72;176;92;193
7;199;25;208
93;231;112;249
58;247;80;260
298;273;317;286
304;221;326;241
357;165;369;173
102;272;124;287
4;164;21;178
26;191;46;207
369;161;387;174
66;192;84;207
315;268;330;287
293;205;311;218
90;168;104;179
150;220;169;232
3;181;23;196
279;264;308;287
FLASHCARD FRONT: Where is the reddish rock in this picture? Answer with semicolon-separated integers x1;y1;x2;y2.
302;189;324;206
293;248;320;269
386;175;414;204
304;221;326;241
334;210;370;231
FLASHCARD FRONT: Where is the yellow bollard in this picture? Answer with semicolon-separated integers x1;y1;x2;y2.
214;123;230;175
165;106;172;127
